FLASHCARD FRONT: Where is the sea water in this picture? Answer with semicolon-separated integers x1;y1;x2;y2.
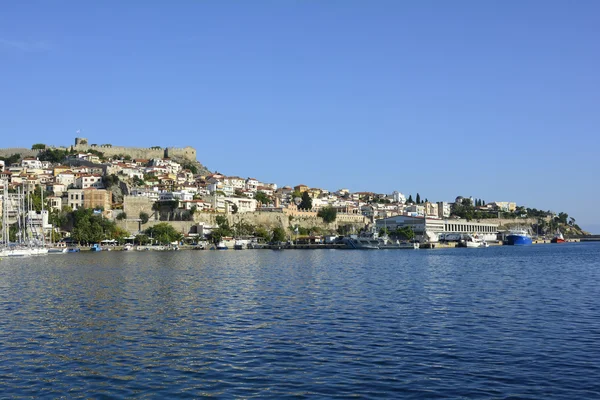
1;243;599;398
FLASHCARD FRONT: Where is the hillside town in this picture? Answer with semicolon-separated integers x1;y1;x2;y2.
0;138;586;250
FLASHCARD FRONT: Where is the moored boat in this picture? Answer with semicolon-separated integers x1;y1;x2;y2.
342;235;380;249
551;230;566;243
90;244;102;252
505;229;533;246
48;247;68;254
458;234;489;248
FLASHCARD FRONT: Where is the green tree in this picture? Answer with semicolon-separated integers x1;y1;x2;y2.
254;226;270;242
144;223;183;244
181;162;198;174
116;212;127;220
379;227;389;236
557;212;569;224
135;234;150;245
317;206;337;223
395;226;415;240
38;148;69;163
416;193;421;204
0;154;22;166
31;143;46;150
407;195;414;204
298;191;312;210
255;191;269;205
271;226;286;243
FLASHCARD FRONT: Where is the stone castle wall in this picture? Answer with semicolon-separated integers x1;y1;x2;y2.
0;138;197;162
0;148;40;159
70;144;196;161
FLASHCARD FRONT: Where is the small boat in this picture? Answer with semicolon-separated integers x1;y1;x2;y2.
90;244;102;252
123;243;134;251
378;236;419;249
216;242;228;250
233;240;245;250
551;230;566;243
48;247;68;254
66;247;80;253
458;234;489;248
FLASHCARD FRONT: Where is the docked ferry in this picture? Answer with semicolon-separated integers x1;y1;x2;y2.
505;229;533;246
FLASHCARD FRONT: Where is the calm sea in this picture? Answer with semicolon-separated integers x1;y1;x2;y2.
1;243;600;399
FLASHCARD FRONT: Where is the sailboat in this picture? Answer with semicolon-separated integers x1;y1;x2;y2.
0;181;48;257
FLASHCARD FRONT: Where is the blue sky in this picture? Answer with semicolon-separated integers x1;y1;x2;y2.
1;1;599;232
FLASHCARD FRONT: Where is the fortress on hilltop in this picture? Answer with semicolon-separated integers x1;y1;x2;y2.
71;137;197;161
0;137;198;163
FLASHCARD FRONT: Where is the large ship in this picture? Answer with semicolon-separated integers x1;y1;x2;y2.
505;228;533;246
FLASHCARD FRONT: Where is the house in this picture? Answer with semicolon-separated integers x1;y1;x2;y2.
182;199;211;212
47;183;66;196
55;170;76;187
225;176;246;189
223;196;258;213
21;157;43;169
83;188;111;210
47;195;63;212
424;202;439;217
257;186;274;197
75;174;104;189
245;177;260;192
66;189;84;210
489;201;517;212
294;184;309;193
0;170;12;182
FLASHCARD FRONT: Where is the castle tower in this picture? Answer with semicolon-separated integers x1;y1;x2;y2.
75;137;88;146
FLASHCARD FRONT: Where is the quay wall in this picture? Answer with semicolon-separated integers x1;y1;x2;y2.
116;208;367;235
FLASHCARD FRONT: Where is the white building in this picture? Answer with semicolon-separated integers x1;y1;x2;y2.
21;158;43;169
391;191;406;204
437;202;451;218
75;174;104;189
245;177;259;192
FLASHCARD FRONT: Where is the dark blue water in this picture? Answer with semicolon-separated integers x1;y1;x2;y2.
1;243;600;398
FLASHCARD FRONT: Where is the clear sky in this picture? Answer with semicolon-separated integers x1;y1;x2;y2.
1;1;599;232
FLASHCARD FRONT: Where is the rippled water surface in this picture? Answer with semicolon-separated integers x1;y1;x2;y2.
2;243;600;398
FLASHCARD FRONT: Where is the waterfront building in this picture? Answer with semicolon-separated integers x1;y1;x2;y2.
375;215;499;241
